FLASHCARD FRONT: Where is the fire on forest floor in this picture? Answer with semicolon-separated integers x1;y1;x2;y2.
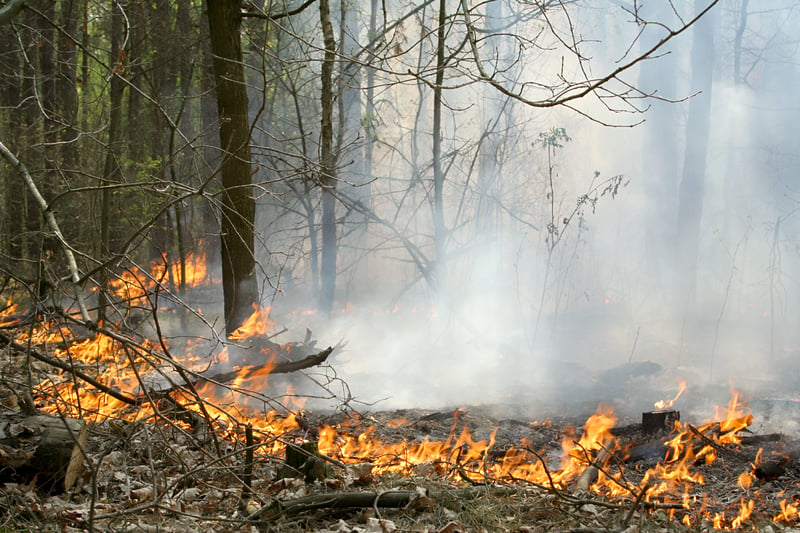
1;316;800;533
1;261;800;532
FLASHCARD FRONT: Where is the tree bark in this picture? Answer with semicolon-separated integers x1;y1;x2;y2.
431;0;448;289
98;0;125;324
318;0;337;315
0;413;88;492
57;0;79;171
0;0;25;25
206;0;260;335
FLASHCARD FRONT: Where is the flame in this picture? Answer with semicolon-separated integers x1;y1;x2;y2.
151;250;208;288
0;300;19;326
9;275;776;523
105;248;210;306
654;380;687;410
730;499;755;528
775;499;800;522
387;418;411;428
16;321;73;345
229;306;276;341
706;388;753;445
282;384;307;410
737;471;753;490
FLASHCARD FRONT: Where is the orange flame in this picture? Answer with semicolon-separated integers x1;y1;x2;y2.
0;300;19;327
229;306;276;341
775;499;800;522
655;380;687;410
105;249;210;305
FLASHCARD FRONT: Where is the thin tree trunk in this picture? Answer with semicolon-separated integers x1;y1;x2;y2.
79;0;90;131
0;24;22;259
98;0;125;323
58;0;79;172
638;3;679;299
363;0;378;200
318;0;337;315
206;0;260;335
431;0;447;289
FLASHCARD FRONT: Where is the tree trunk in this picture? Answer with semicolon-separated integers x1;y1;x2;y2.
0;24;22;260
57;0;79;172
98;0;125;323
431;0;448;289
0;413;88;492
363;0;378;199
206;0;260;335
336;0;367;300
318;0;337;315
674;0;716;316
638;3;680;299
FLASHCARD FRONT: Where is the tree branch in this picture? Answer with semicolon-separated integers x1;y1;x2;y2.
0;0;25;25
459;0;720;112
0;140;92;323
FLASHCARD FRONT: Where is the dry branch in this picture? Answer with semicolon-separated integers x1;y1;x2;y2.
254;485;517;521
0;330;333;409
575;440;615;491
0;140;91;323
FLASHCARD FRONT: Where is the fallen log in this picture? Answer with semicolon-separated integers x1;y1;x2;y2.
254;485;517;521
0;412;88;491
200;346;335;385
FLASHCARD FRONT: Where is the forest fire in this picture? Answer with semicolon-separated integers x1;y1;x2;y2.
1;288;791;529
0;243;796;532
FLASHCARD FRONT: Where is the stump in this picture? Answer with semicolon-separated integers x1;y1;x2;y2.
0;413;88;491
642;410;679;433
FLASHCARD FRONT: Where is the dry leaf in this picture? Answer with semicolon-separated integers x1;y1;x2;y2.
438;521;465;533
365;517;397;533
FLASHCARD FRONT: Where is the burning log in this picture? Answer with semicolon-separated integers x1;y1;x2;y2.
575;439;616;491
155;345;335;397
0;413;87;491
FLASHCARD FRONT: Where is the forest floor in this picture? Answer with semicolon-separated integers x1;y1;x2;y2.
1;295;800;532
0;360;799;532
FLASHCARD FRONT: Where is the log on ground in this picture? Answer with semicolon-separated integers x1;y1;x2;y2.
0;413;87;491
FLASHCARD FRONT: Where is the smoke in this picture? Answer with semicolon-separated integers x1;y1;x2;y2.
247;1;800;415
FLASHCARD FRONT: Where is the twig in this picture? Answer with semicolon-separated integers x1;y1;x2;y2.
687;424;751;464
620;481;649;528
575;439;616;491
240;424;254;508
627;326;640;363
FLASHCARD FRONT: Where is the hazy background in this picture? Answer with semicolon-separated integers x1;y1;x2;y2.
246;0;800;414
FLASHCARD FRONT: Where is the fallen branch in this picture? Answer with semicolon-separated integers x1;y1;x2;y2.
254;485;517;521
687;424;751;464
154;346;335;396
0;331;334;409
575;439;616;491
0;331;139;406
